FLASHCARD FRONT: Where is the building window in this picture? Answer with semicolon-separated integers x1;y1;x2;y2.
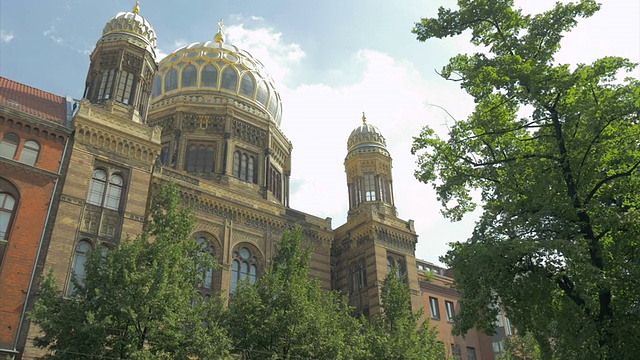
256;82;268;106
182;64;197;88
201;65;218;87
115;70;135;104
492;340;504;356
152;75;162;98
160;145;170;166
240;73;256;98
451;344;461;359
269;167;282;201
0;133;19;159
197;236;215;290
445;300;455;322
386;254;405;278
97;69;116;100
221;67;237;91
429;297;440;320
87;169;125;210
67;240;92;296
505;316;513;336
350;258;367;292
19;140;40;166
467;347;477;360
378;175;390;203
233;150;257;183
185;142;215;173
165;68;178;92
364;174;376;201
0;181;18;245
230;246;258;293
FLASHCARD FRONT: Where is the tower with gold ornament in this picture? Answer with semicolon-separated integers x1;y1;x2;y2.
333;114;422;316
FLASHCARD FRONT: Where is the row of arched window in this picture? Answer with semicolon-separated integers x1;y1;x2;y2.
87;169;124;210
233;150;257;183
349;174;392;209
95;68;136;105
65;235;261;296
0;132;41;166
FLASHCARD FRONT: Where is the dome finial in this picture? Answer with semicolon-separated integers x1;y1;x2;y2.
362;112;367;124
214;18;225;43
132;1;140;15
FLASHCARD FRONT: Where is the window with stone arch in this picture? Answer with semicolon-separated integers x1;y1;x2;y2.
87;168;126;211
97;69;116;100
387;253;406;279
0;132;19;160
115;69;135;104
350;258;367;292
185;142;215;173
67;239;93;296
196;234;217;292
230;244;260;294
19;140;40;166
363;174;376;201
233;149;257;183
0;178;19;269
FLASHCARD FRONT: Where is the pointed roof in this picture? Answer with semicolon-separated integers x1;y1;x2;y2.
0;77;67;124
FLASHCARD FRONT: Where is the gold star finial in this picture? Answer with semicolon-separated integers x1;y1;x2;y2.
214;18;225;43
362;112;367;124
133;1;140;15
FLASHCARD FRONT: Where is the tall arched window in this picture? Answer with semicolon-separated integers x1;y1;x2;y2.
115;70;135;104
221;67;237;91
87;169;126;210
87;169;107;206
364;174;376;201
230;246;258;293
67;240;92;296
165;68;178;92
0;133;19;159
19;140;40;166
239;73;256;98
152;75;162;98
185;143;215;173
97;69;116;100
201;65;218;87
0;193;16;240
350;258;367;292
182;65;197;88
197;236;215;290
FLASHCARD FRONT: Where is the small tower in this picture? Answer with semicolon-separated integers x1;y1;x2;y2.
334;113;421;316
83;1;158;123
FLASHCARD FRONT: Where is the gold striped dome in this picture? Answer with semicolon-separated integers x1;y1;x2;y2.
347;113;389;158
101;4;157;58
150;40;283;125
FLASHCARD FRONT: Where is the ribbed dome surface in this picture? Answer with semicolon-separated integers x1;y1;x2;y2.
347;117;389;158
150;41;282;125
102;11;157;58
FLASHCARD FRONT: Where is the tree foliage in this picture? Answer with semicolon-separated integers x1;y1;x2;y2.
412;1;640;359
30;183;231;359
225;227;367;360
497;332;542;360
366;268;445;360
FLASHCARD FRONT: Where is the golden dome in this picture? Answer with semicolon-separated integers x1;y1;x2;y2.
150;39;282;125
346;113;389;158
101;5;157;58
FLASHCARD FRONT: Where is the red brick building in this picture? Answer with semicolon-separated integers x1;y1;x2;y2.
0;77;73;358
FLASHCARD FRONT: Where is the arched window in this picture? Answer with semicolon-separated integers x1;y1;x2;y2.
233;150;257;183
239;73;255;98
201;65;218;87
182;65;197;88
97;69;116;100
230;246;258;293
67;240;92;296
350;258;367;292
0;193;16;240
387;255;405;278
19;140;40;166
87;169;107;206
165;68;178;92
256;82;268;106
115;70;135;104
364;174;376;201
197;237;215;290
152;75;162;98
378;175;390;203
185;143;215;173
104;174;123;210
220;67;237;91
269;167;282;201
87;169;126;210
160;145;170;166
0;133;19;159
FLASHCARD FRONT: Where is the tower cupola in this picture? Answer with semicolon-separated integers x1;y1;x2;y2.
83;2;158;123
344;113;396;219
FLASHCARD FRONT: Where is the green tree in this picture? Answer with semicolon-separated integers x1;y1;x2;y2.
497;333;541;360
225;227;367;360
30;183;231;359
411;1;639;359
365;268;445;360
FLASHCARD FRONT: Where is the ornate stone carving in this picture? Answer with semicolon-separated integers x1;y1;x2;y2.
232;119;267;147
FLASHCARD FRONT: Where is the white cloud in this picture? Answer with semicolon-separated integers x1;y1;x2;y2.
0;29;14;43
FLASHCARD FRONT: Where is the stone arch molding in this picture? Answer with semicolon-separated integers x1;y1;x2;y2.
77;124;158;163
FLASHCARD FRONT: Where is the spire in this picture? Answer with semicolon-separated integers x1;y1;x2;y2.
362;111;366;124
132;1;140;15
214;18;225;44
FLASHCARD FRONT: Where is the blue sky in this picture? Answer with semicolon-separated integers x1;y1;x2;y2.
1;0;638;265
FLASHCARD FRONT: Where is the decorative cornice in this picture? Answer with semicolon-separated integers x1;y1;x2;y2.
0;109;71;143
150;93;270;121
0;158;59;180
